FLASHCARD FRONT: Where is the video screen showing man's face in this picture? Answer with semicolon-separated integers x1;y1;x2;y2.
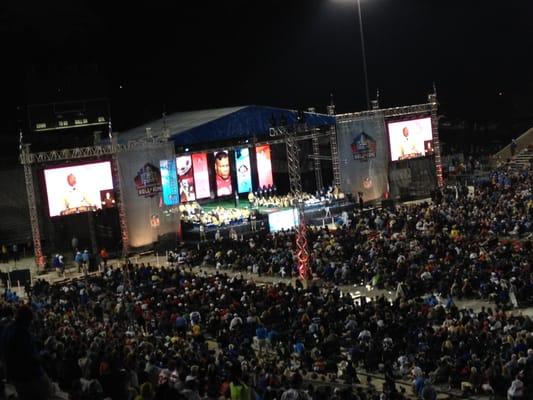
214;151;232;197
215;152;230;180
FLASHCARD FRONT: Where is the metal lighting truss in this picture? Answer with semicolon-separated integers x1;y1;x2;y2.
20;135;169;268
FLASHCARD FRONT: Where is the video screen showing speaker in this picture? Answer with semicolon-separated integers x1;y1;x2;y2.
43;161;114;217
213;150;233;197
176;155;196;202
387;117;433;162
268;208;299;232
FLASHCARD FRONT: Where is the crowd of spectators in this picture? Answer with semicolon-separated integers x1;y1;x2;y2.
204;166;533;307
1;256;532;399
0;165;531;400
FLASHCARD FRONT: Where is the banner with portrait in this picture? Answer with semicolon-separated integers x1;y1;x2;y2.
336;115;390;201
192;153;211;199
255;144;273;189
213;150;233;197
235;148;252;194
176;155;196;203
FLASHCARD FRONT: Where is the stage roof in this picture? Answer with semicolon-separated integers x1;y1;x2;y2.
118;105;335;146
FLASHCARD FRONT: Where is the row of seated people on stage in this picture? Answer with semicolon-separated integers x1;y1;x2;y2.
179;202;251;226
249;186;346;209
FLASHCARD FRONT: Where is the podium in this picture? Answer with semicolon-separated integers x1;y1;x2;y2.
60;205;97;216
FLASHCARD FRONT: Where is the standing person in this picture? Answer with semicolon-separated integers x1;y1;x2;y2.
215;228;222;242
74;251;83;273
510;138;518;156
0;305;51;400
199;224;206;242
250;211;257;232
82;250;90;275
358;192;364;210
11;244;18;262
71;236;79;258
1;244;7;263
99;248;109;270
52;254;61;276
58;253;65;276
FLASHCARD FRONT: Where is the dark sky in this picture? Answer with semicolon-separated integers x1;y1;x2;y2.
3;0;533;133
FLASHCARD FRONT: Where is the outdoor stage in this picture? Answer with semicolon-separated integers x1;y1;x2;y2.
180;196;357;242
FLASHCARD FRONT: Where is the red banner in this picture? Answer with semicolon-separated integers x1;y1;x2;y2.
192;153;211;199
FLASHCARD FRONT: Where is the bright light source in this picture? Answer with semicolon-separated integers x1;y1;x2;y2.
185;147;189;152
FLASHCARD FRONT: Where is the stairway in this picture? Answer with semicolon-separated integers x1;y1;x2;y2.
507;147;533;172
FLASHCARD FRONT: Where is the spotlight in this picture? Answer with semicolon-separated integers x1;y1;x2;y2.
185;147;189;152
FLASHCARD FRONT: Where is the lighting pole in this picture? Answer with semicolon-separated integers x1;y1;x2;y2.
355;0;370;110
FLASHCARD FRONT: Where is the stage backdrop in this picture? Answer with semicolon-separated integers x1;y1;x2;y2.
336;115;389;201
118;142;178;249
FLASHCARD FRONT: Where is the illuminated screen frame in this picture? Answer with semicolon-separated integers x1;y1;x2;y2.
43;160;114;217
214;150;233;197
387;117;433;162
268;208;299;232
235;148;252;194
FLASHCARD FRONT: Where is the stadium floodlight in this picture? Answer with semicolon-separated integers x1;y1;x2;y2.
332;0;370;109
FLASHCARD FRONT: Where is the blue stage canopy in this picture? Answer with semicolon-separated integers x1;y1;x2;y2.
118;105;335;146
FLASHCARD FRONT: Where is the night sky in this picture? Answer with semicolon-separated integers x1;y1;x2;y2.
3;1;533;141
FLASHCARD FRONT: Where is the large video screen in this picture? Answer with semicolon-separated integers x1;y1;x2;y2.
255;144;274;188
235;148;252;194
44;161;114;217
387;117;434;162
214;150;233;197
176;155;196;202
160;159;179;206
268;208;299;232
192;153;211;199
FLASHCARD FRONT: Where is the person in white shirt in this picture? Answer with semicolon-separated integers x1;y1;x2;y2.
398;127;422;159
62;173;92;210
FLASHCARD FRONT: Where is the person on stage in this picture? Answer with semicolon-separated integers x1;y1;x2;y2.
398;126;422;160
62;173;92;211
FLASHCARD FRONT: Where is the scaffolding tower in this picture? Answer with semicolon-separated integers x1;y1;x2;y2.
20;136;168;269
283;120;310;280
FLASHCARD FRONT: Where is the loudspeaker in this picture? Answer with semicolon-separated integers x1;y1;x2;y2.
381;199;394;209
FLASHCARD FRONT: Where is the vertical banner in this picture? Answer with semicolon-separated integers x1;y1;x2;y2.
235;148;252;193
336;115;389;201
255;144;273;188
176;155;196;202
214;150;232;196
192;153;211;199
159;159;179;206
117;142;177;248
